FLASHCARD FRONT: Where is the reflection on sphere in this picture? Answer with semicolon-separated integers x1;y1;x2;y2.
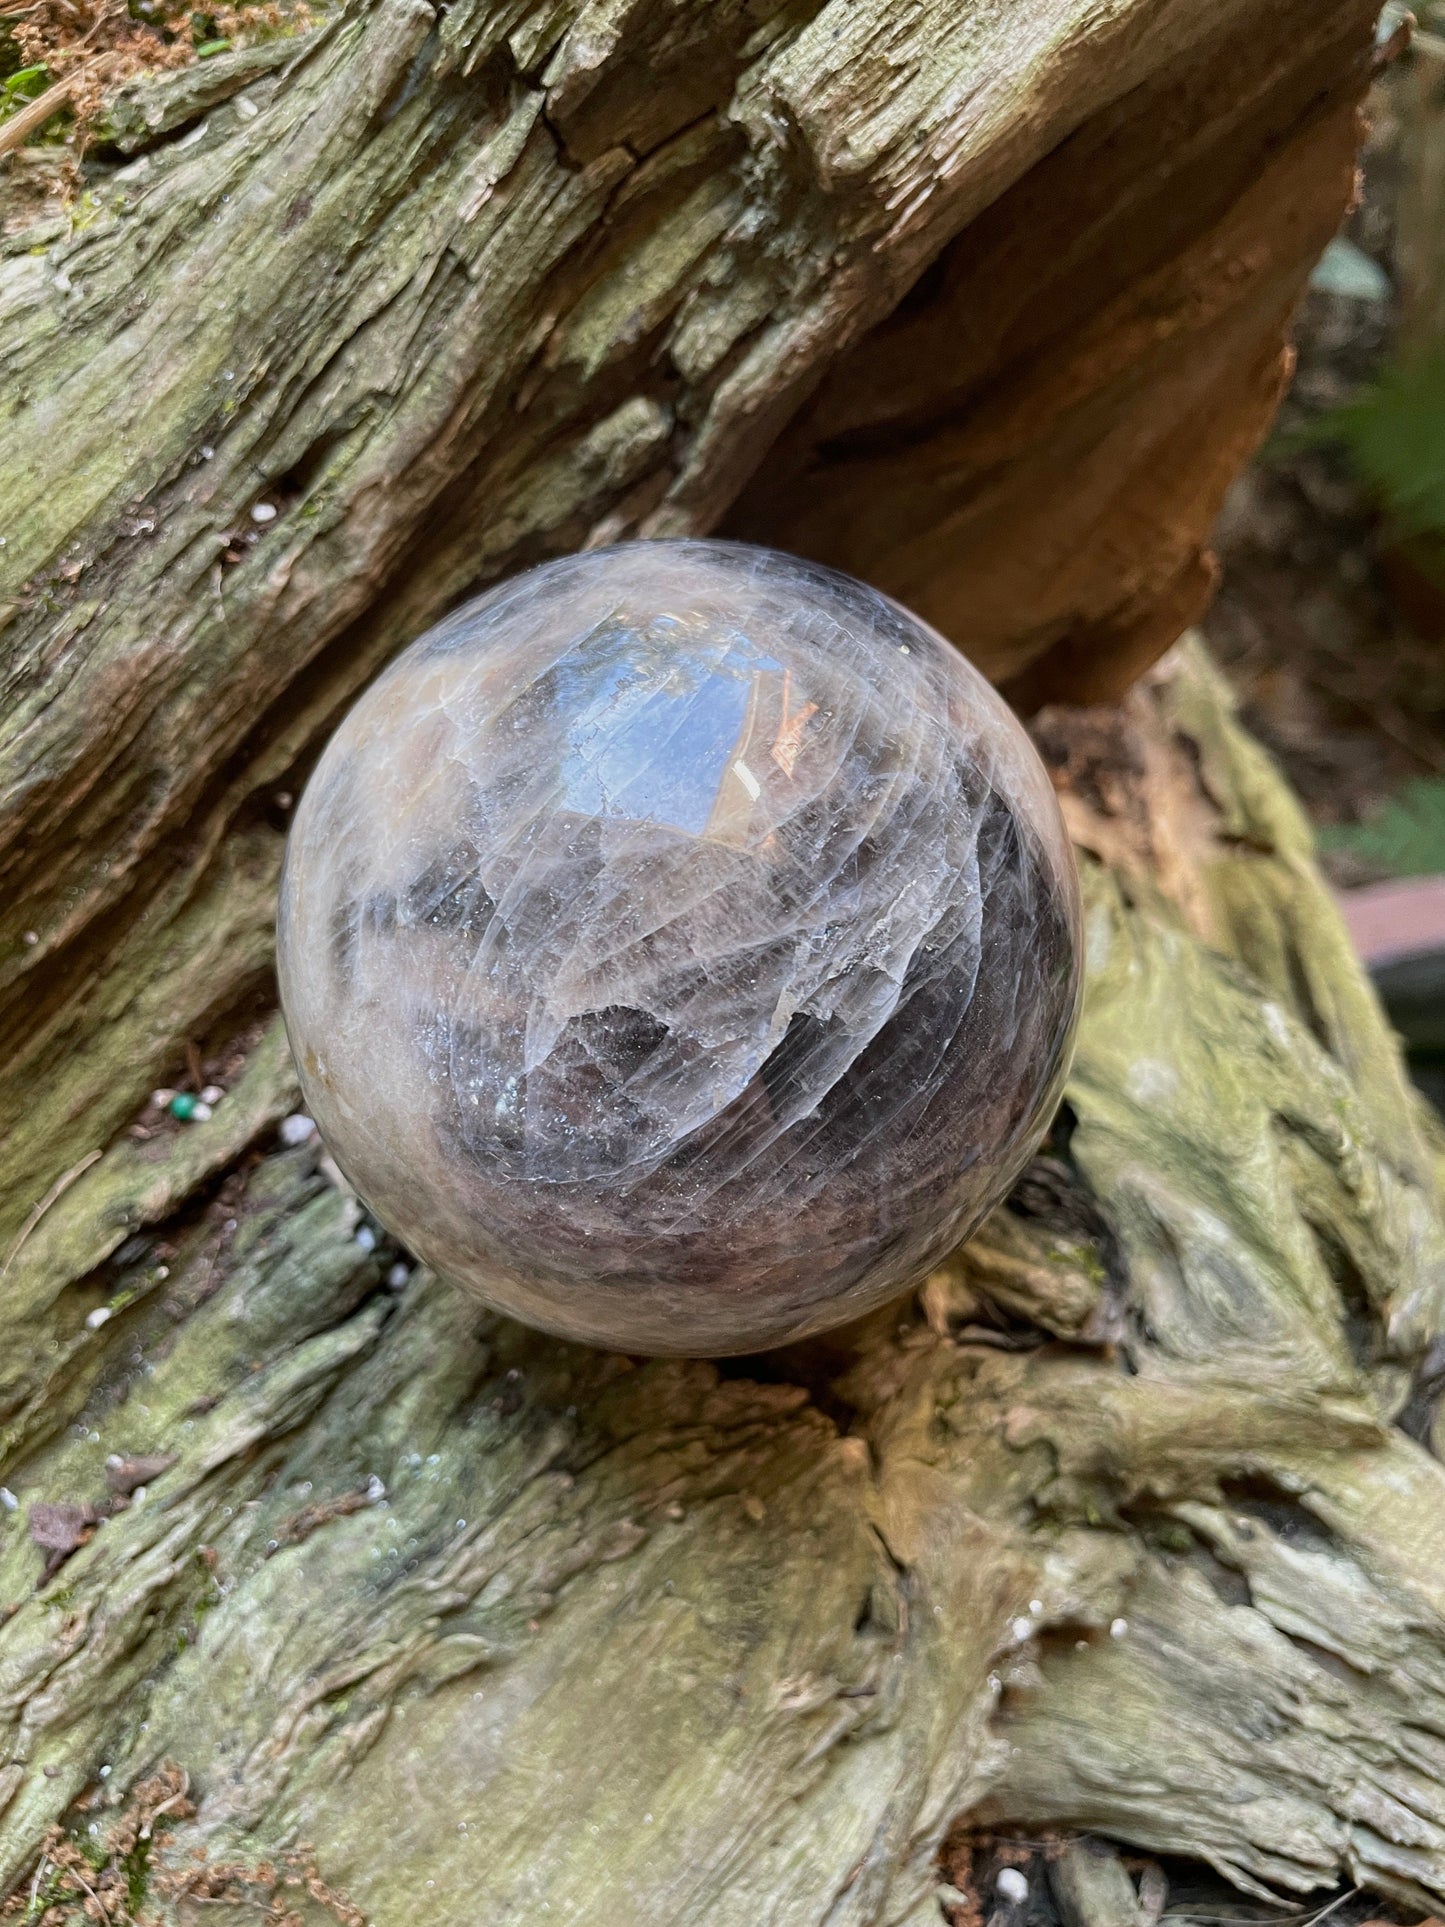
278;540;1082;1355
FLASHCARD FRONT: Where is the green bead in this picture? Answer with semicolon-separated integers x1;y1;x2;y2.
169;1093;198;1120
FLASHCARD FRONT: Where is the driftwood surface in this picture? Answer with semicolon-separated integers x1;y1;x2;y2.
4;645;1445;1925
1;0;1435;1922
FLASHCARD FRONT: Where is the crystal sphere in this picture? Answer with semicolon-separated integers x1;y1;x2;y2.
278;540;1082;1355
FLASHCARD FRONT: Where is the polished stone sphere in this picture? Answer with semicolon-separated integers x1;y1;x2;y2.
278;540;1082;1355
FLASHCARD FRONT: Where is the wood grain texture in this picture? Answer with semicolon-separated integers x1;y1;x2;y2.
2;647;1444;1925
726;0;1379;702
0;1;1416;1917
0;0;1376;1250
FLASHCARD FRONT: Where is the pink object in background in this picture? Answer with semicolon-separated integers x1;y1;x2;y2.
1337;875;1445;967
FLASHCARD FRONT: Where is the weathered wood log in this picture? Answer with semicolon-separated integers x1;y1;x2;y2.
6;644;1445;1925
0;0;1377;1237
3;1;1434;1922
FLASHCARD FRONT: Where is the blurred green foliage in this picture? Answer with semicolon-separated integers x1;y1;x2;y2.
1322;777;1445;876
1326;352;1445;543
1309;289;1445;875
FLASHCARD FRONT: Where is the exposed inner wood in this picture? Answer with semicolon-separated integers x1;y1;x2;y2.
726;0;1377;704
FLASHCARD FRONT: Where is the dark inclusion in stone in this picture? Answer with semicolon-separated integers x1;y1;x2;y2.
277;540;1083;1355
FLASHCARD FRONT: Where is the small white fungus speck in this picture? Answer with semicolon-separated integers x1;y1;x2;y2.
251;502;278;524
386;1262;411;1290
279;1112;315;1146
86;1306;114;1330
997;1869;1028;1904
200;1084;224;1104
1010;1616;1033;1643
355;1225;378;1252
0;1488;18;1510
1110;1617;1128;1638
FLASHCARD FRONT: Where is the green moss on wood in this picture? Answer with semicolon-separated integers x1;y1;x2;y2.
2;645;1444;1922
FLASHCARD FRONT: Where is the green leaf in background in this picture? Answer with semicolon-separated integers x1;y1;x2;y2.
1322;776;1445;877
1324;353;1445;541
4;64;51;98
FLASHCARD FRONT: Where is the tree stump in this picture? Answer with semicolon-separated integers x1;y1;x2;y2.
4;3;1437;1923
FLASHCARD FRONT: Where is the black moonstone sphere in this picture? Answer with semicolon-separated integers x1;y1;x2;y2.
277;540;1082;1355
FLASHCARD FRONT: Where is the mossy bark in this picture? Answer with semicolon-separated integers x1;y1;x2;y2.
2;2;1435;1922
6;645;1445;1926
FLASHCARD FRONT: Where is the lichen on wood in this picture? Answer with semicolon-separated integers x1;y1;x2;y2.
0;0;1378;1231
3;646;1445;1924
